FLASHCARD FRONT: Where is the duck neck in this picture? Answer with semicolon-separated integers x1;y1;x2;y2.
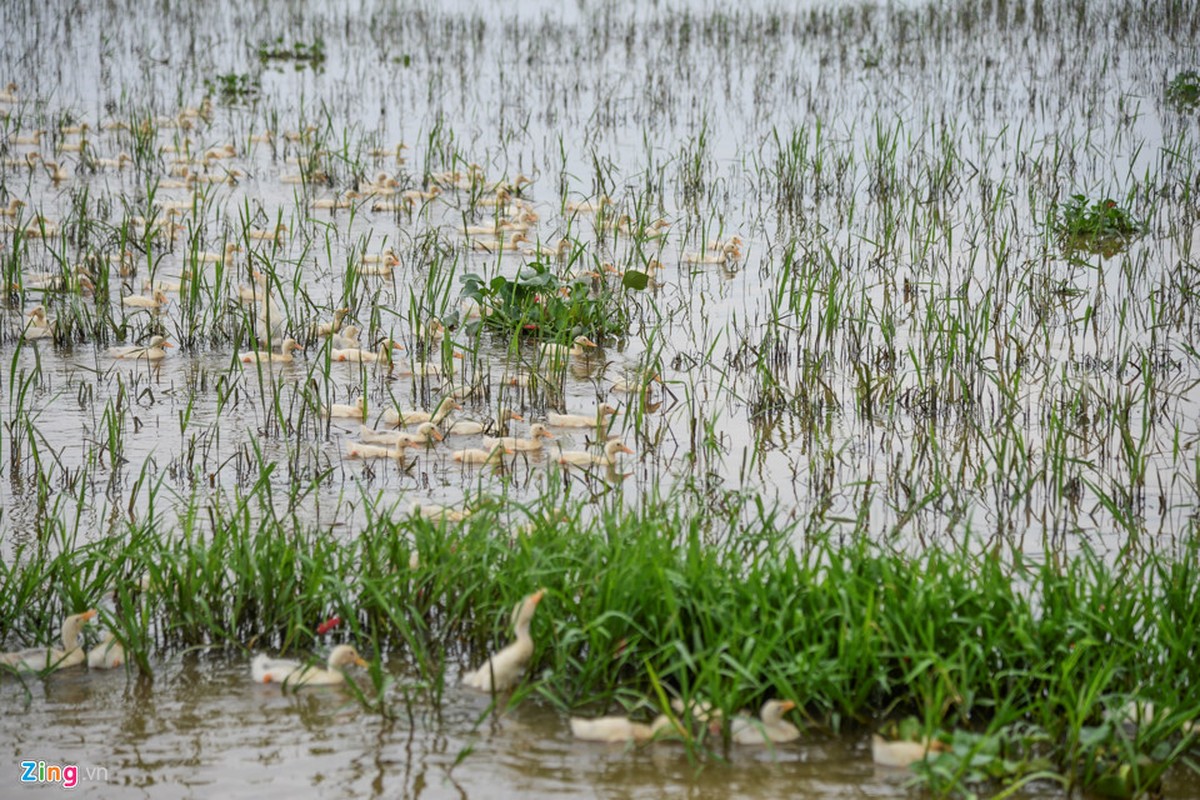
62;621;84;651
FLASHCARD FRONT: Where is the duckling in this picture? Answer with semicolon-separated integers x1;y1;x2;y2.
730;699;801;745
570;714;681;743
2;152;40;169
707;234;743;252
540;335;599;360
121;289;170;310
453;442;512;465
0;82;19;103
683;241;741;265
330;325;362;350
312;192;362;210
406;354;463;377
370;197;416;213
382;396;461;427
522;238;572;261
14;129;45;146
196;243;242;264
483;423;555;452
367;142;408;159
611;372;663;394
239;338;303;364
566;195;612;214
204;143;237;160
362;247;399;266
249;130;274;144
409;501;472;523
247;224;287;243
93;152;133;169
359;421;444;447
871;734;950;768
414;318;445;341
42;160;70;183
401;186;442;203
21;305;54;340
444;408;523;436
557;438;634;467
312;307;351;338
107;336;174;360
16;215;60;238
190;169;243;186
326;396;367;420
86;631;126;669
471;231;529;253
344;439;408;460
331;339;401;364
546;403;618;428
0;198;25;217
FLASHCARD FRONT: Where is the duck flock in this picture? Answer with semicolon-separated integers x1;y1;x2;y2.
0;83;759;520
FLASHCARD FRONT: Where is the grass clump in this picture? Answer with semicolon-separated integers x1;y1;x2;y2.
459;260;636;340
1166;70;1200;111
257;37;327;68
204;72;261;105
1055;194;1145;256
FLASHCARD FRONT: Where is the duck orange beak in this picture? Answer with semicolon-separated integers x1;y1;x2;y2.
163;342;175;348
531;589;546;604
430;428;444;442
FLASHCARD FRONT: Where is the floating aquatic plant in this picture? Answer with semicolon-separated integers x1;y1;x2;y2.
458;260;638;341
1055;194;1144;257
1165;70;1200;111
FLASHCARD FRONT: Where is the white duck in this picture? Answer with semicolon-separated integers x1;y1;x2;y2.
730;699;800;745
196;243;242;264
871;734;949;767
611;373;663;394
540;335;598;360
344;439;407;460
462;589;545;692
87;631;126;669
557;439;634;467
330;325;362;350
327;396;366;420
483;424;555;452
383;396;460;427
121;289;170;310
312;307;350;337
444;408;524;436
108;336;174;361
331;340;400;364
409;501;472;523
546;404;618;428
452;442;511;465
240;338;302;364
251;644;368;687
358;422;444;447
0;610;97;671
21;305;54;340
570;714;680;743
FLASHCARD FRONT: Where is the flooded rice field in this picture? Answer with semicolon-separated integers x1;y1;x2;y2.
3;0;1200;796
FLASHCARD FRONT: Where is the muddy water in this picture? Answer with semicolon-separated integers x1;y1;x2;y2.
0;659;975;798
7;659;1200;798
0;0;1194;555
